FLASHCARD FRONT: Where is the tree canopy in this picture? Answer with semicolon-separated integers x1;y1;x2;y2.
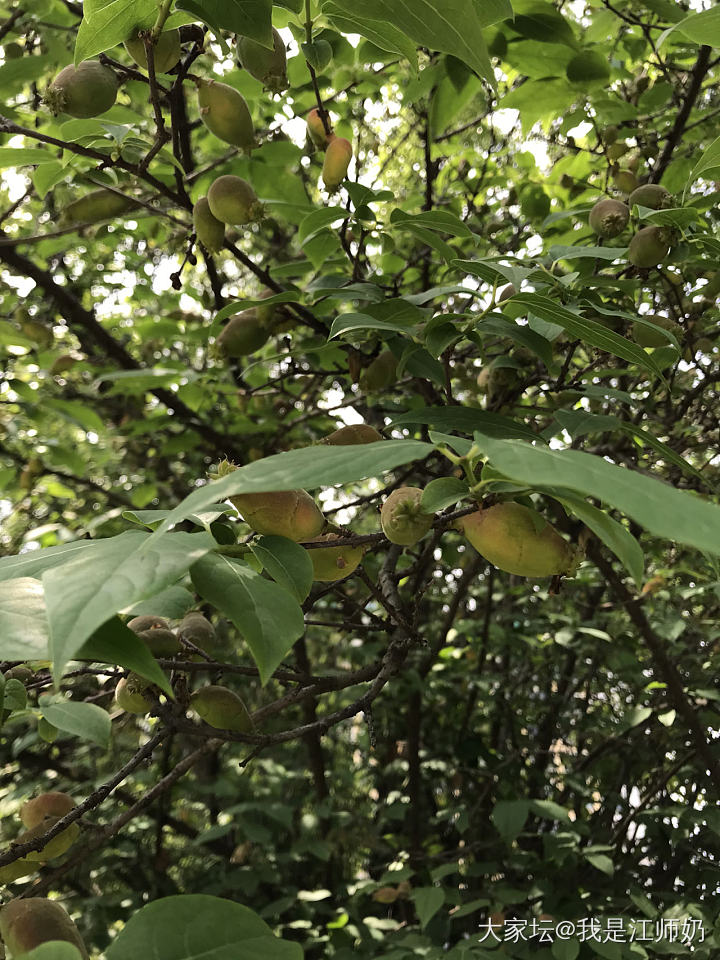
0;0;719;958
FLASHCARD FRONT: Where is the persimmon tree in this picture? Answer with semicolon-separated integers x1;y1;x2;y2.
0;0;719;958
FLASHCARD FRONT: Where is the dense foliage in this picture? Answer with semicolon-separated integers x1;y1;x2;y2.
0;0;719;958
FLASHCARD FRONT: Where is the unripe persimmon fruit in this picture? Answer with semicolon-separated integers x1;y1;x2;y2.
45;60;117;118
458;502;579;578
197;79;254;150
231;490;324;541
0;898;88;958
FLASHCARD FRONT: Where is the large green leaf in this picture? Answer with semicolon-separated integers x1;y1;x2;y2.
191;554;304;684
42;531;215;677
0;578;50;661
323;4;419;69
473;435;720;559
249;536;314;603
40;697;111;748
512;293;665;380
75;0;195;62
151;440;433;538
175;0;273;44
551;410;705;484
105;895;303;960
389;407;538;442
323;0;501;83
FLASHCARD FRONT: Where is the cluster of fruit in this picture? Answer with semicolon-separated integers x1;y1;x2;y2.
588;179;674;269
217;422;579;582
45;25;353;243
115;613;252;730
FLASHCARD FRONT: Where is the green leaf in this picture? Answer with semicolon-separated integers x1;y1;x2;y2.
0;54;53;92
250;536;314;603
472;434;720;561
420;477;469;514
390;208;473;239
556;495;644;589
412;887;445;929
684;134;720;200
323;0;498;84
585;853;614;876
513;294;665;381
105;895;303;960
491;800;530;842
551;410;704;484
672;7;720;49
191;555;304;685
298;206;347;245
40;698;111;748
552;938;580;960
32;161;68;199
175;0;273;43
328;312;417;340
0;147;53;168
75;0;165;62
41;531;215;677
0;578;51;662
323;4;418;69
79;617;172;695
151;440;434;538
4;679;27;713
25;944;86;960
389;406;538;442
530;799;573;822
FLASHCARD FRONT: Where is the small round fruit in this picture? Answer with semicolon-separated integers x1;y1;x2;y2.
137;627;181;656
191;685;252;731
588;198;629;239
307;107;332;149
4;666;33;684
612;168;639;194
322;136;352;191
306;533;364;581
21;792;75;829
124;28;182;73
628;183;672;210
237;27;288;92
45;60;117;118
197;78;254;150
115;676;152;714
178;612;215;649
497;283;517;302
216;310;269;357
381;487;433;546
458;502;579;578
207;175;263;226
193;196;225;252
321;424;383;445
231;489;324;541
0;898;88;959
628;226;671;268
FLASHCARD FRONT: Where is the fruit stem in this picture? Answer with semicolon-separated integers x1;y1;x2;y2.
151;0;174;43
